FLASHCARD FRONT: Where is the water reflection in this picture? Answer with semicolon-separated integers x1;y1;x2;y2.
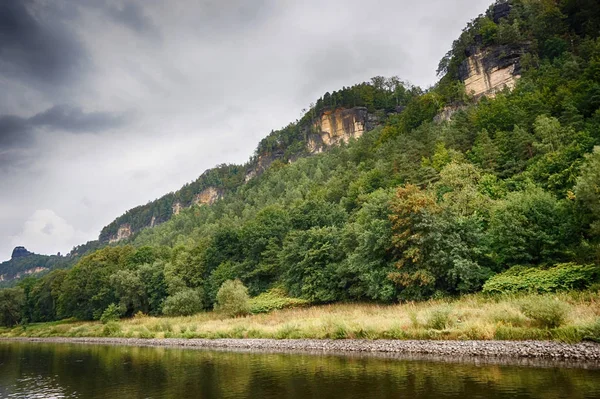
0;342;599;399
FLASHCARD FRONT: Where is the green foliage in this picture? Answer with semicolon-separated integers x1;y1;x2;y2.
281;227;344;302
487;187;573;267
100;303;123;324
215;280;250;317
519;297;569;329
3;0;600;322
483;263;600;294
426;307;452;330
575;146;600;235
248;288;309;314
582;318;600;342
102;321;122;337
162;289;204;317
0;288;25;327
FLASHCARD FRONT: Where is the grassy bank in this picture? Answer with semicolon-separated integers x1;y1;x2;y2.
2;293;600;343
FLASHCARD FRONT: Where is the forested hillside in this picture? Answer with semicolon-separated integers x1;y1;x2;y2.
2;0;600;326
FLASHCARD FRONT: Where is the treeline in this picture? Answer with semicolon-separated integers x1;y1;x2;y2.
2;0;600;326
99;164;246;242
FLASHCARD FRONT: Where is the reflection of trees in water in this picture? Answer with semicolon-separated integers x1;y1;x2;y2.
1;342;599;399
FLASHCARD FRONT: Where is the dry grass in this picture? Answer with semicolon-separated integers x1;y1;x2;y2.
2;292;599;342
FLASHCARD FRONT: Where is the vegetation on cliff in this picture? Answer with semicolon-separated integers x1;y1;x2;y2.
1;0;600;335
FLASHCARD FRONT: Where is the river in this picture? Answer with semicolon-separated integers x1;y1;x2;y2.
1;341;599;398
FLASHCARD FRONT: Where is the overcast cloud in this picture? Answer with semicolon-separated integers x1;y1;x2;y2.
0;0;492;261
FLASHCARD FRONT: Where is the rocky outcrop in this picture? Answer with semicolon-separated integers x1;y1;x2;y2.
11;246;32;259
308;107;373;154
434;104;468;123
194;187;223;206
459;44;526;98
172;202;183;215
108;224;132;243
0;266;49;282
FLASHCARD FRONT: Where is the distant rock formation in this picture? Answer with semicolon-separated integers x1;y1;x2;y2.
459;44;526;98
108;224;132;243
11;246;32;259
172;202;183;215
307;107;374;154
194;186;224;206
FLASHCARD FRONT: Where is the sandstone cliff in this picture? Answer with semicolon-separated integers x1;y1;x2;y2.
194;186;224;205
108;224;132;243
458;44;526;98
307;107;375;154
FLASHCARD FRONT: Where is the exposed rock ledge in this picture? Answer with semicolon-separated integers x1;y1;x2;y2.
108;224;132;243
308;107;374;154
459;45;527;98
5;338;600;365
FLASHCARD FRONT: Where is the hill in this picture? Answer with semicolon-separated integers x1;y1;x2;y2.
1;0;600;327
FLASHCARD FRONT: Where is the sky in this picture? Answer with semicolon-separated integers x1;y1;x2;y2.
0;0;492;261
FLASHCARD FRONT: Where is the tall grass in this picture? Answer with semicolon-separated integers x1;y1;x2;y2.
2;292;599;342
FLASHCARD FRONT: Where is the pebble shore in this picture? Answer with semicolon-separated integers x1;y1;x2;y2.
4;337;600;365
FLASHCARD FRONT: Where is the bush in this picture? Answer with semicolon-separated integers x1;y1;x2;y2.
102;321;122;336
100;303;123;324
425;307;452;330
215;279;250;317
483;263;600;294
582;318;600;343
248;288;309;314
162;289;203;316
519;297;569;329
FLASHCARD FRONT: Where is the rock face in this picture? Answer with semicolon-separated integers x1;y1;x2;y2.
459;45;526;98
172;202;183;215
108;224;132;243
194;187;223;206
11;246;32;259
434;104;468;123
308;107;372;154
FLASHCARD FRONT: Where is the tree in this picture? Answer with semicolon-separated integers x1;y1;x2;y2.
162;288;203;316
110;270;147;316
214;280;250;317
0;288;25;327
488;187;573;267
574;146;600;235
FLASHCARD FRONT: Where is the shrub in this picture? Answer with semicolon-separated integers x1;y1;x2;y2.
582;318;600;343
426;307;452;330
215;279;250;317
248;288;309;314
162;289;203;316
519;297;569;329
100;303;122;324
483;263;600;294
102;321;122;337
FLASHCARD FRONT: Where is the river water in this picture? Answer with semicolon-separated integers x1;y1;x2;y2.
1;341;599;398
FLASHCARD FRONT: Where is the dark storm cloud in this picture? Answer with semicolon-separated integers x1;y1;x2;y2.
30;105;130;133
0;106;130;149
0;0;88;86
0;115;28;146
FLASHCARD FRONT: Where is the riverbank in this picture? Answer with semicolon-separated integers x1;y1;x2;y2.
2;293;599;343
4;337;600;363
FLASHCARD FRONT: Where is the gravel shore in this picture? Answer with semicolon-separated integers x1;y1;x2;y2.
4;337;600;365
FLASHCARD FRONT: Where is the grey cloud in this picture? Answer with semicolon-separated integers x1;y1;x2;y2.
0;115;29;146
101;1;161;38
30;105;131;133
0;0;88;86
0;105;131;162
